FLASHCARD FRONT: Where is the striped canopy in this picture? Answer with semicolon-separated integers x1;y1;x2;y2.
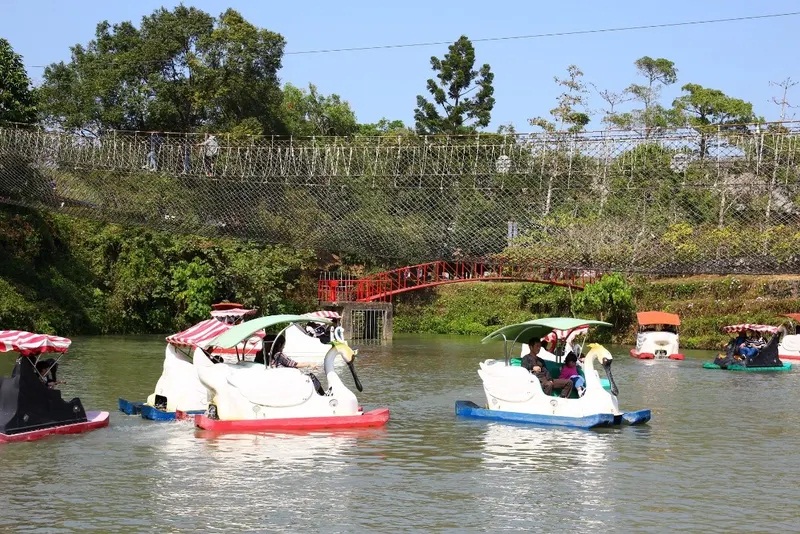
166;319;235;348
0;330;72;356
210;307;256;319
303;310;341;320
721;324;778;334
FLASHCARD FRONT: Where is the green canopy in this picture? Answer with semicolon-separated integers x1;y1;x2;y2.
480;317;612;344
211;314;333;349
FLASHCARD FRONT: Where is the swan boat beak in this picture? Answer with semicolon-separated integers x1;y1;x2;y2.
602;357;619;396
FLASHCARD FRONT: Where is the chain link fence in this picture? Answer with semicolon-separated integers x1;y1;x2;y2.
1;122;799;274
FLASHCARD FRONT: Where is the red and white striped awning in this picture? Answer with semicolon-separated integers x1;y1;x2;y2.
166;319;234;348
210;308;256;319
166;319;266;348
0;330;72;356
721;324;779;334
303;310;341;320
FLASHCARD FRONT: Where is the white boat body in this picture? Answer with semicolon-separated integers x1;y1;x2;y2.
779;334;800;361
633;331;681;359
146;344;209;413
193;343;361;421
478;344;621;419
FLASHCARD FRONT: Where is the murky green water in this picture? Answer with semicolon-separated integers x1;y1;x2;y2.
1;334;798;532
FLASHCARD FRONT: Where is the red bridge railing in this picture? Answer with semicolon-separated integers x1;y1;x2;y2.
318;260;602;303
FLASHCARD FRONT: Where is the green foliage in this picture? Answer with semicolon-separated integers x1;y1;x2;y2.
0;38;37;123
414;36;495;134
0;204;316;334
571;273;635;335
672;83;756;156
38;6;286;134
280;83;358;136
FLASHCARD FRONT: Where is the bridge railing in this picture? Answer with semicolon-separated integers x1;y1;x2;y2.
317;261;602;303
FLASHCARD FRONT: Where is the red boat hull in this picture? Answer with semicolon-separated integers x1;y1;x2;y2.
630;349;684;360
779;354;800;362
194;408;390;433
0;410;110;443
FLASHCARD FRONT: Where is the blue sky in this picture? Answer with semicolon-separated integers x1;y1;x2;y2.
2;0;799;131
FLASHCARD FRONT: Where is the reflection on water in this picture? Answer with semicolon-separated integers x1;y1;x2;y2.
480;422;611;470
1;335;800;532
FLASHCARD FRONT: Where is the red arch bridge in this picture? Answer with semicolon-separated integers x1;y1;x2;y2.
317;260;603;304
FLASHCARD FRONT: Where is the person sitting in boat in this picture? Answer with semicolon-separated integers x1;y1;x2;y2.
731;329;749;356
521;337;574;398
740;329;767;360
558;352;586;397
35;359;59;388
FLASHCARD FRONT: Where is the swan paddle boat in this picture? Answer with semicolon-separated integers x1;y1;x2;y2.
703;324;791;372
0;330;109;442
118;316;265;421
456;317;651;429
778;314;800;362
630;311;685;360
193;314;389;433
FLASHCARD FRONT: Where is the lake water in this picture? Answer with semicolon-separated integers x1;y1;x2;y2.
1;334;798;533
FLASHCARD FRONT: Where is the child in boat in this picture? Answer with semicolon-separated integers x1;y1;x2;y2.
559;352;586;397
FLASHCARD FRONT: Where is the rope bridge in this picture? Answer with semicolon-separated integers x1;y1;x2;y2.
1;122;799;274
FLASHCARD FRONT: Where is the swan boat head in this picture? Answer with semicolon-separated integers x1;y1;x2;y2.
327;340;363;392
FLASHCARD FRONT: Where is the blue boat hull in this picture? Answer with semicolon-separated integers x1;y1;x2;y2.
455;401;651;429
139;404;205;421
118;398;144;415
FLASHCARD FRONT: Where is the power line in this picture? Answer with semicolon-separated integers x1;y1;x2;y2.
285;11;800;55
26;10;800;68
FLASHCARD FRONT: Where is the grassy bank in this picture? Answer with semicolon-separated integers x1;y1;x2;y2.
393;275;800;350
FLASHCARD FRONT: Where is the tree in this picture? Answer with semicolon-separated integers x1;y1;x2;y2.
0;38;37;123
672;83;756;157
769;77;798;121
607;56;679;137
529;65;590;134
414;36;495;134
358;118;409;136
528;65;591;215
38;6;286;135
280;83;358;137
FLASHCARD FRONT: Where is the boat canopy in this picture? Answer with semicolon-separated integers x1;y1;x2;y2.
636;311;681;326
782;313;800;323
209;307;257;319
0;330;72;356
481;317;611;344
211;315;333;349
303;310;342;320
721;324;779;334
166;319;250;349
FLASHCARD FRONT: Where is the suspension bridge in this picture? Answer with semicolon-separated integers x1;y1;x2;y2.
2;122;800;280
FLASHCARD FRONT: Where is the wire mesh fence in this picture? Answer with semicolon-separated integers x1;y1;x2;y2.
1;122;799;274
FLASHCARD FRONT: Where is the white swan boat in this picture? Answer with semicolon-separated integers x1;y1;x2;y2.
630;311;685;360
456;317;651;429
117;316;264;421
283;310;349;365
193;314;389;432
